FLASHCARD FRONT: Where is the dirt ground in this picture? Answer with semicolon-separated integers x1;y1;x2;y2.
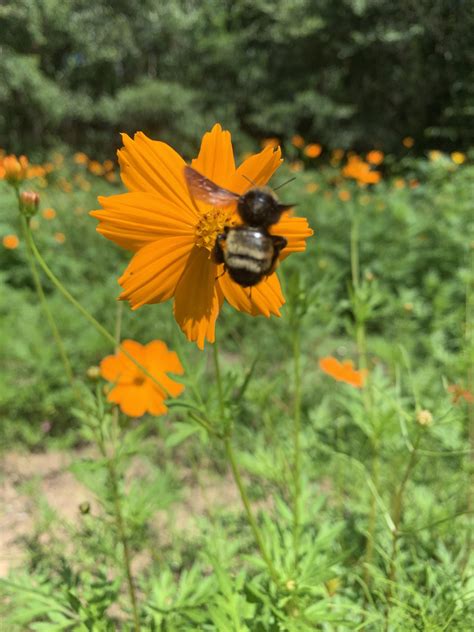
0;449;242;578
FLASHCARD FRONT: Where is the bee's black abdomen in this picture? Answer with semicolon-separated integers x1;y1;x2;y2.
228;268;263;287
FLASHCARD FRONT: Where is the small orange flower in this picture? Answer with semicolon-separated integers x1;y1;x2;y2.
342;155;381;185
305;182;319;193
448;384;474;405
100;339;184;416
42;208;56;220
402;136;414;148
74;152;88;165
366;150;384;166
0;155;29;183
291;135;305;148
319;356;367;388
393;178;405;190
92;124;313;349
3;234;19;250
103;159;115;172
54;232;66;243
89;160;105;176
338;189;351;202
304;143;322;158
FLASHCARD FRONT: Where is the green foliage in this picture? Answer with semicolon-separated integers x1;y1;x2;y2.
1;147;473;629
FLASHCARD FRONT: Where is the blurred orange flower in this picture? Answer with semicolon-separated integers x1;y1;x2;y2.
291;135;305;148
74;152;88;165
0;155;29;183
366;150;384;165
3;234;19;250
305;182;319;193
54;232;66;243
42;208;56;220
89;160;105;176
100;339;184;416
91;124;313;349
402;136;414;148
304;143;322;158
448;384;474;405
319;356;367;388
342;155;381;185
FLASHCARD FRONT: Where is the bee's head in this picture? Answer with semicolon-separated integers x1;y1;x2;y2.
238;189;293;227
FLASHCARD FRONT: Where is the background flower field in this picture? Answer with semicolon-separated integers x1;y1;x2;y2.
1;2;474;630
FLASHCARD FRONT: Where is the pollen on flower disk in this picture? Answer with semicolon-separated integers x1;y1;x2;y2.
195;208;235;251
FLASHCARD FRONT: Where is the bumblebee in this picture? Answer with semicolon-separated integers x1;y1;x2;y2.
184;166;293;287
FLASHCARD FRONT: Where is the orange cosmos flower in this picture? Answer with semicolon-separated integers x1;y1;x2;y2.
338;189;351;202
91;124;313;349
291;135;305;148
366;150;384;166
0;155;29;183
42;208;56;220
319;356;367;388
3;234;19;250
74;152;88;165
402;136;414;148
342;155;381;185
448;384;474;405
451;151;466;165
100;339;184;416
304;143;322;158
54;232;66;244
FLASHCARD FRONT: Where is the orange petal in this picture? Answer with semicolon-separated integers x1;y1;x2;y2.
145;383;168;415
218;271;284;317
231;146;282;194
119;236;194;309
109;384;148;417
191;123;236;189
118;132;194;211
145;340;184;375
270;215;314;260
91;191;197;252
173;246;224;349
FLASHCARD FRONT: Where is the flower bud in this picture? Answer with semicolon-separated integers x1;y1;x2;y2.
0;154;29;184
20;191;40;217
417;409;433;426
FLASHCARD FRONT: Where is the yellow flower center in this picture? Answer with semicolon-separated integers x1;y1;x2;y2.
195;209;234;251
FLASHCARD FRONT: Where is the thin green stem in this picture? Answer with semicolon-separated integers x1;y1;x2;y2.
213;340;279;584
384;434;421;631
292;326;302;570
20;216;75;387
350;200;378;590
23;224;172;396
212;341;225;421
224;437;280;584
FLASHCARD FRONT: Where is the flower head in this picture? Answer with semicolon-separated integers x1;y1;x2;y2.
304;143;322;158
3;234;19;250
451;151;466;165
0;154;29;184
100;339;184;417
91;124;313;349
319;356;367;388
342;156;381;185
366;150;384;166
20;191;40;217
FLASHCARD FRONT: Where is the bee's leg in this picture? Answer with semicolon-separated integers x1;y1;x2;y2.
212;231;227;264
268;235;288;274
213;232;228;280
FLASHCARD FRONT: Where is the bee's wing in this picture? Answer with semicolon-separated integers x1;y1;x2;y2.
184;166;239;206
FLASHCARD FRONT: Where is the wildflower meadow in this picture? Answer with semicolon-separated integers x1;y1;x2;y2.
1;3;474;631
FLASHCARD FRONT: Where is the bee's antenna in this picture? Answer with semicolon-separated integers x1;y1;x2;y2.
273;176;296;192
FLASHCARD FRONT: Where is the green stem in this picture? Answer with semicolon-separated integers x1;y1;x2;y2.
350;200;378;589
224;437;280;584
23;223;172;396
384;434;421;631
292;326;302;570
213;340;279;584
20;216;75;387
